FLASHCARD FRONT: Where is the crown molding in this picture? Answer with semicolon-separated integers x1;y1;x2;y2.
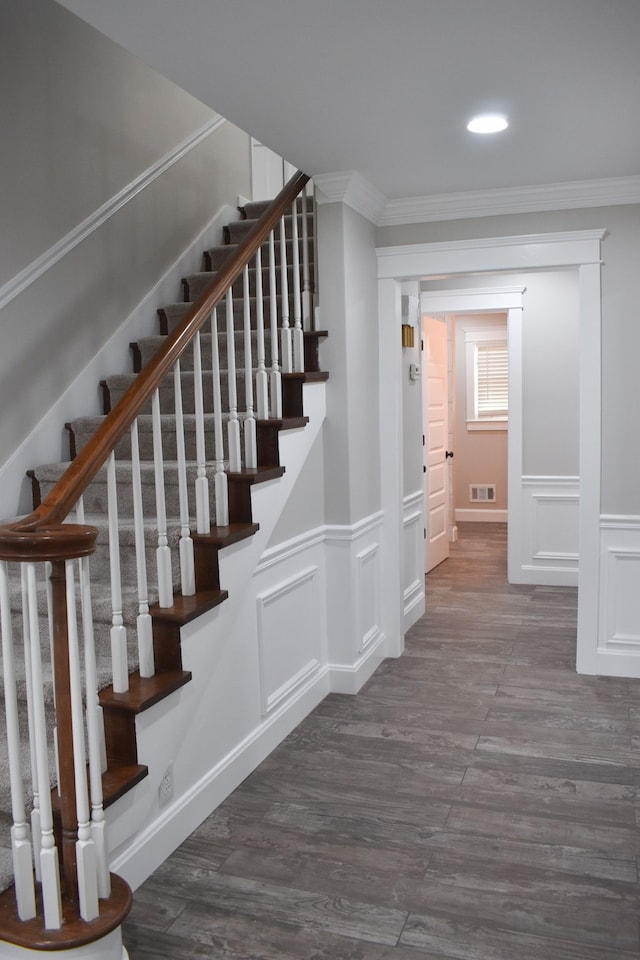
314;170;387;224
379;175;640;225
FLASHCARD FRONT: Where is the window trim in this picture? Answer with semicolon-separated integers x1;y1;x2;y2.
465;327;508;431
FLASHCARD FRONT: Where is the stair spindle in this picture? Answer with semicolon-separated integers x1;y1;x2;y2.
290;200;304;372
301;186;313;330
26;563;62;929
152;389;174;608
173;360;196;596
279;217;293;374
106;452;128;692
20;565;41;881
268;230;283;418
254;246;269;419
129;421;155;678
225;288;242;472
64;561;99;921
76;547;110;898
210;307;229;526
192;332;211;534
243;265;257;468
0;561;36;920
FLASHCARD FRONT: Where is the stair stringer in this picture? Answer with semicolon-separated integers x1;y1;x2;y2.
107;381;328;889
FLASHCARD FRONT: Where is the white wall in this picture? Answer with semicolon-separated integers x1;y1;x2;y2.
318;202;381;525
0;0;251;512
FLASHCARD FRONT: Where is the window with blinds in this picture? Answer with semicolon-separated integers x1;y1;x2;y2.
476;342;508;418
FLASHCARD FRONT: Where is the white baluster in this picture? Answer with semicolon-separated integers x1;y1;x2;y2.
65;561;99;921
77;551;110;898
107;452;128;693
174;360;195;596
0;561;36;920
130;422;154;679
279;216;293;374
301;186;313;331
152;389;174;608
268;230;283;418
254;247;269;420
290;199;304;373
26;563;62;929
210;308;229;526
43;560;60;792
193;332;211;534
21;565;40;879
226;288;242;472
243;265;257;468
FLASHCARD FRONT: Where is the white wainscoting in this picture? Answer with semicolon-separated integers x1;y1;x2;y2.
256;565;323;716
403;490;425;631
597;516;640;677
519;476;580;585
325;512;387;693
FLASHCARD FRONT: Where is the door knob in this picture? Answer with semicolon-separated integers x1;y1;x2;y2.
445;450;454;459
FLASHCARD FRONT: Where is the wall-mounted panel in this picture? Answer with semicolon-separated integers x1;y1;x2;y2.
598;518;640;676
520;476;579;585
257;566;322;716
403;491;425;630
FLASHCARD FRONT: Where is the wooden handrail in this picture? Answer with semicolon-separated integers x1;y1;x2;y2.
1;171;309;541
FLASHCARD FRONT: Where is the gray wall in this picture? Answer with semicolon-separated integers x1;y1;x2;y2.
378;204;639;515
318;202;381;525
0;0;251;480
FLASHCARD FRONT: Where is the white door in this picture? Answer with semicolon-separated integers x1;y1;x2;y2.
423;315;450;572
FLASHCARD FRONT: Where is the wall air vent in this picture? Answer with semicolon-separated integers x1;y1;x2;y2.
469;484;496;503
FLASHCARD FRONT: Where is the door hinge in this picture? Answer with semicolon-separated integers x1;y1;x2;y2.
423;465;426;473
422;434;425;446
424;528;426;539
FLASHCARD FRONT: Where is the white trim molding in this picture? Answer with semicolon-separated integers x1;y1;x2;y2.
325;511;387;692
380;175;640;225
0;115;225;312
403;490;425;632
313;170;640;227
597;515;640;677
314;170;387;223
377;230;605;676
518;476;580;586
455;509;508;523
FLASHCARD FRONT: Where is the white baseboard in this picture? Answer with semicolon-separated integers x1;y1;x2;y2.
111;667;330;891
455;508;508;523
329;630;386;694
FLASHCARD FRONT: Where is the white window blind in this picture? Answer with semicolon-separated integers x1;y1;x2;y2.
476;342;508;418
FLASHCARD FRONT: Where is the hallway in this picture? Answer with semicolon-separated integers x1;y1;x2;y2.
123;523;640;959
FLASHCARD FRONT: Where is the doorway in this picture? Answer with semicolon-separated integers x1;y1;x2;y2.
377;230;604;672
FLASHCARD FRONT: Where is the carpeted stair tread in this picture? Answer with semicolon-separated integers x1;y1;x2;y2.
103;369;251;416
239;197;309;221
133;332;274;372
182;263;314;302
225;211;313;245
204;237;307;272
158;296;287;334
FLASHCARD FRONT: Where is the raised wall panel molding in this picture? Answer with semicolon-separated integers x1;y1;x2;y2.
520;476;579;585
314;170;387;224
257;566;322;716
597;518;640;676
356;543;383;656
0;116;225;312
325;511;384;543
379;175;640;226
255;526;326;572
403;491;425;630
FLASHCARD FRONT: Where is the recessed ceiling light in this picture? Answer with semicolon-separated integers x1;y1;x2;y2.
467;114;509;134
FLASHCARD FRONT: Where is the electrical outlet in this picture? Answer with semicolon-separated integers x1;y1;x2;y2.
158;764;173;807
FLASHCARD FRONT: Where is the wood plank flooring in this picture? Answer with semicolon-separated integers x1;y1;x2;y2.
122;523;640;959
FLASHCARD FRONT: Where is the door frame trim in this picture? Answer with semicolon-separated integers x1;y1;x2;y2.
377;230;605;673
420;286;525;585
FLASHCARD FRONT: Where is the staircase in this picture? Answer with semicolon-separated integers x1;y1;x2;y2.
0;175;327;952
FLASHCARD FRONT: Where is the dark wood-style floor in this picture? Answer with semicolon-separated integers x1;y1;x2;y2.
123;523;640;959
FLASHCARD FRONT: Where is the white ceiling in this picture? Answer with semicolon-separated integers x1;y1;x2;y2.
55;0;640;203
